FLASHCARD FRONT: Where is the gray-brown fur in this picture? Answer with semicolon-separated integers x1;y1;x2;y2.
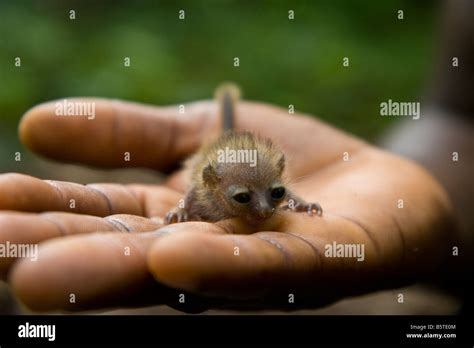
165;84;322;225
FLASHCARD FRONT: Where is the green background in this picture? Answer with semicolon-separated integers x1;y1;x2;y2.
0;0;437;177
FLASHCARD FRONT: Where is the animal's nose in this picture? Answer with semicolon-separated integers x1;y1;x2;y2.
258;207;275;219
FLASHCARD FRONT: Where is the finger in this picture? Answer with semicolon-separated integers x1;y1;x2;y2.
9;222;222;311
128;184;182;217
0;211;162;278
19;98;365;172
9;231;160;311
0;173;180;217
147;214;391;301
19;99;220;171
0;173;140;215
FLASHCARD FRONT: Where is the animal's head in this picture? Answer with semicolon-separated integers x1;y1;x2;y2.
203;133;286;224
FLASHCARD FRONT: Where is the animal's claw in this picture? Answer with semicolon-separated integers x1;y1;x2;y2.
306;202;323;217
164;208;188;225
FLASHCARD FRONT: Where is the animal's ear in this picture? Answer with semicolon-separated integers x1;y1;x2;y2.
203;163;221;187
277;154;285;175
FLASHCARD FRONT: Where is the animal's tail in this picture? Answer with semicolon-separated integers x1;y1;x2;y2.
214;82;241;131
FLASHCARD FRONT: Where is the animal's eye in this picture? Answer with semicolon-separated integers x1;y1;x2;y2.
271;187;286;200
233;192;251;204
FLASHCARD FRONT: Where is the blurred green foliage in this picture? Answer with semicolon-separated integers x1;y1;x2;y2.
0;0;436;166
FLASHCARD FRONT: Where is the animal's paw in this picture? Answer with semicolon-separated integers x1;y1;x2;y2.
305;202;323;217
164;208;189;224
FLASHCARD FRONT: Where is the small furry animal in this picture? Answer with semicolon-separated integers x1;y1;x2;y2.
165;84;322;225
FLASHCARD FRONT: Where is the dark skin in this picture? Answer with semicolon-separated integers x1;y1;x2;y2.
0;98;454;312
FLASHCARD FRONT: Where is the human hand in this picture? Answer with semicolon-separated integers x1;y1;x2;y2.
0;98;454;311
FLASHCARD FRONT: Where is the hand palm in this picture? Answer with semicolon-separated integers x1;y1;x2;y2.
0;98;453;312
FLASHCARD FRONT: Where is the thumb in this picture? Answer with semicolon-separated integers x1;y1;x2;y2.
19;99;220;171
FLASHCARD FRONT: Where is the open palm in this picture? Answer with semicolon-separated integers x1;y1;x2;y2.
0;98;453;312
